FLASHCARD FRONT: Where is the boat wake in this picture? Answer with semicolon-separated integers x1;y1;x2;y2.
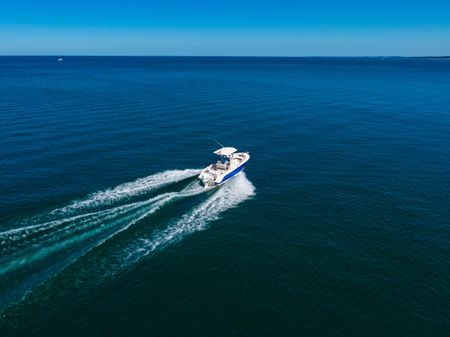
0;169;255;309
120;173;256;266
52;169;200;216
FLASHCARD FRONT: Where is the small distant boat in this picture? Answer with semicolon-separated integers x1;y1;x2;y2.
199;147;250;187
57;58;63;62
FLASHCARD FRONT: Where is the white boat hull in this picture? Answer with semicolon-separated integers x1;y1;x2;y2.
199;152;250;187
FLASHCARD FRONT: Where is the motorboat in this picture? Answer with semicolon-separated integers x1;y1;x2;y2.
198;147;250;187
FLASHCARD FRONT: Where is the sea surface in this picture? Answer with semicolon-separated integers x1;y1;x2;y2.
0;56;449;336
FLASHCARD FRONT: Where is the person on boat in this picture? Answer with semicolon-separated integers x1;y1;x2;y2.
219;155;230;169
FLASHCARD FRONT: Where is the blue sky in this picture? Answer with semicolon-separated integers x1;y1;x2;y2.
1;0;449;56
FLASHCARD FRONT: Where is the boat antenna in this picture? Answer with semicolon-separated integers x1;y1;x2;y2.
210;138;224;148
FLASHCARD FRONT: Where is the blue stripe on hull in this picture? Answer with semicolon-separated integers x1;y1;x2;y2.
217;163;246;185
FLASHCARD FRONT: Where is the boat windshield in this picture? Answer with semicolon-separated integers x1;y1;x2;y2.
219;155;230;164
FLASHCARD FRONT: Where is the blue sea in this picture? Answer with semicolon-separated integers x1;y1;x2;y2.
1;56;450;336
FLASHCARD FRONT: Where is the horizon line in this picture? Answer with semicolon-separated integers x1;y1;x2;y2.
0;55;449;58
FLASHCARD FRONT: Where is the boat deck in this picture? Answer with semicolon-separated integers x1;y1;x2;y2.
199;150;250;186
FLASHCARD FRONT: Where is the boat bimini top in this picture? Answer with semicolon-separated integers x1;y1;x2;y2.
213;147;237;156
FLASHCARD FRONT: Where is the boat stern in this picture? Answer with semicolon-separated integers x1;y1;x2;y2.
198;169;216;187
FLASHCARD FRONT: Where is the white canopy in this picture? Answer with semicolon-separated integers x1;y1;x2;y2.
214;147;237;156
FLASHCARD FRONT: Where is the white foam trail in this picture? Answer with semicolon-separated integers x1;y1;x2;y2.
52;169;199;215
121;173;255;265
0;169;200;241
0;179;208;277
0;174;254;310
0;197;162;276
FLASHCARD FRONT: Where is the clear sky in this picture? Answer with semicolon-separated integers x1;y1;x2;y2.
1;0;449;56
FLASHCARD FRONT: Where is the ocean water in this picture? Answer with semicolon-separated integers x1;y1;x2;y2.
0;56;450;336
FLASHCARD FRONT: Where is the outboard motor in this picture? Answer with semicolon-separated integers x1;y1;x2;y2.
199;171;212;186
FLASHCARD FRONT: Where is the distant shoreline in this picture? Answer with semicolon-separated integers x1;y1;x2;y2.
411;56;450;59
